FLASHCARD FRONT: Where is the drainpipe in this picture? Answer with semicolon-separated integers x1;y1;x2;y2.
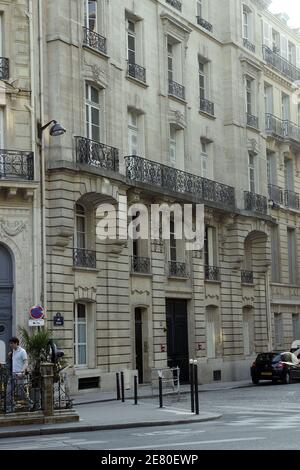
265;268;273;351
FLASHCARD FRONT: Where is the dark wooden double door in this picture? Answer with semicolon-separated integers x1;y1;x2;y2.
166;299;189;383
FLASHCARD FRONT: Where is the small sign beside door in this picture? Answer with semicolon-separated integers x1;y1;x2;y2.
53;312;64;327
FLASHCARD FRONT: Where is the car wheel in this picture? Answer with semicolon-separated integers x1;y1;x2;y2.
282;372;290;384
252;377;259;385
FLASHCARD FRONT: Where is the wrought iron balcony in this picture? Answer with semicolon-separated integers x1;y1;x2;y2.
127;62;146;83
196;17;213;33
166;0;182;11
83;27;107;55
247;113;259;129
75;136;119;172
205;265;220;282
241;270;254;284
200;98;215;116
131;256;151;274
169;261;188;278
244;191;268;215
262;45;300;82
0;58;9;81
265;114;300;144
125;155;236;209
73;248;96;269
0;150;34;180
268;184;283;205
285;190;300;210
243;38;255;53
168;80;185;101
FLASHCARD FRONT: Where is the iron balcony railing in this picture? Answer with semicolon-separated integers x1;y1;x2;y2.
200;98;215;116
168;80;185;101
125;155;236;209
0;150;34;180
0;57;9;80
244;191;268;215
205;265;221;282
131;256;151;274
262;45;300;82
285;190;300;210
127;62;146;83
196;17;213;32
247;113;259;129
83;27;107;55
265;114;300;143
73;248;97;269
166;0;182;11
169;261;188;278
243;38;255;53
75;136;119;172
241;270;254;284
268;184;283;205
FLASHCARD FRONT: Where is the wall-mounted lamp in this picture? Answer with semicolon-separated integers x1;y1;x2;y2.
38;120;66;139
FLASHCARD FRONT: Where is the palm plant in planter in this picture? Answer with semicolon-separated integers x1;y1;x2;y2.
19;327;52;378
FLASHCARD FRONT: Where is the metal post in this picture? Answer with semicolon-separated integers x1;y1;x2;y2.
116;372;121;401
158;376;163;408
190;359;194;413
121;371;125;403
134;375;138;405
194;360;199;415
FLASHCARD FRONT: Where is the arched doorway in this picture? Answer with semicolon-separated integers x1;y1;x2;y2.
0;244;13;364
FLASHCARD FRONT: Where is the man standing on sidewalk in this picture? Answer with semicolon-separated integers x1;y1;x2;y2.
8;337;28;376
7;337;30;411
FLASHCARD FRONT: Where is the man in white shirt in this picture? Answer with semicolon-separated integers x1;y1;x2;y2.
8;337;28;377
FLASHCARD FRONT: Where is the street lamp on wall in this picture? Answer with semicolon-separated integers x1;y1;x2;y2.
38;120;66;139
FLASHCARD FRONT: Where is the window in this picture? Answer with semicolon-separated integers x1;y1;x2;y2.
127;20;136;65
200;141;208;178
197;0;202;18
267;151;276;186
0;107;3;148
128;111;138;155
170;216;177;262
243;6;249;39
169;125;176;163
85;84;101;142
243;308;254;356
199;60;206;100
248;153;256;193
284;158;294;191
204;226;217;267
264;84;273;114
206;306;220;358
272;29;280;52
287;228;297;284
75;204;86;249
74;303;87;366
246;78;253;115
281;93;290;121
168;42;173;82
289;41;296;65
271;226;280;283
293;314;300;340
274;313;283;348
84;0;97;32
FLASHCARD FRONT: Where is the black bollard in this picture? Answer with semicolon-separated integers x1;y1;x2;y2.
121;371;125;403
190;359;194;413
158;376;163;408
194;361;199;415
134;375;138;405
116;373;121;401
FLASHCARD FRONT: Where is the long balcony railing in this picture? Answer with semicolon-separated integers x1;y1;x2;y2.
243;38;255;53
166;0;182;11
125;155;236;209
265;114;300;143
0;58;9;81
200;98;215;116
131;256;151;274
262;45;300;82
244;191;268;215
268;184;283;205
205;265;220;282
168;80;185;101
247;113;259;129
75;136;119;172
285;190;300;211
196;17;213;33
241;270;254;284
0;150;34;180
83;27;107;55
127;62;146;83
169;261;188;278
73;248;96;268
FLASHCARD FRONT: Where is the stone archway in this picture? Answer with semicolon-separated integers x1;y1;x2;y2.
0;243;13;364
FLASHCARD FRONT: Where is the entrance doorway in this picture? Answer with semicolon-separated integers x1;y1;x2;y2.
166;299;189;383
135;308;144;383
0;244;13;364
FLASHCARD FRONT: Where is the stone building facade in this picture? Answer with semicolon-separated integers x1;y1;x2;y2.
2;0;300;392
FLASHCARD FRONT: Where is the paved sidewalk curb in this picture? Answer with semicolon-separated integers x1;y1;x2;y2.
0;414;222;439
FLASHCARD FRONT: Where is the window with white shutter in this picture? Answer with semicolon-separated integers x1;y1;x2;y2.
262;20;272;48
169;125;176;163
280;35;288;59
128;111;139;156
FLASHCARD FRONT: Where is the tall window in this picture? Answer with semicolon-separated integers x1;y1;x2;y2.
74;304;87;366
264;84;273;114
293;314;300;340
167;42;173;82
0;107;3;148
274;313;283;348
169;125;176;163
246;78;253;115
204;226;217;267
242;6;249;39
287;228;297;284
243;308;254;356
197;0;202;18
248;153;256;193
85;84;101;142
170;216;177;262
84;0;97;32
75;204;86;249
271;226;280;283
199;60;206;100
267;151;276;186
282;93;290;121
272;29;280;52
127;20;136;65
206;306;218;358
284;158;294;191
201;141;208;178
128;111;138;155
288;41;296;65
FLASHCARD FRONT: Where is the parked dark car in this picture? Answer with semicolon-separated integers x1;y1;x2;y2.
251;352;300;385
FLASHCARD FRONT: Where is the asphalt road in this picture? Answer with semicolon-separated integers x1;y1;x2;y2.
1;381;300;450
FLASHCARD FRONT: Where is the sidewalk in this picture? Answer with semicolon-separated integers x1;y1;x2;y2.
0;379;251;439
